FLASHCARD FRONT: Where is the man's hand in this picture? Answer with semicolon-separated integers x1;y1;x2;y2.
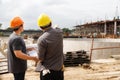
31;57;39;66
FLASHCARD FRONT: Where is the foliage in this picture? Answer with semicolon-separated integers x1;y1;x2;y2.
6;27;12;31
0;32;3;36
62;28;72;33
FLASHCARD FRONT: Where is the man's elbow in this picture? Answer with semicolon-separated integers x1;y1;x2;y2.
14;51;22;58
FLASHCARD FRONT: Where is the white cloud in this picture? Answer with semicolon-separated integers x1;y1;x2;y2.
0;0;120;29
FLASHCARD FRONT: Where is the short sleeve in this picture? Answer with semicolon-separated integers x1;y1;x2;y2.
12;38;22;50
37;38;47;60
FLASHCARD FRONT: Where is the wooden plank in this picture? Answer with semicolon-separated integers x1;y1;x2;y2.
0;57;8;74
111;55;120;60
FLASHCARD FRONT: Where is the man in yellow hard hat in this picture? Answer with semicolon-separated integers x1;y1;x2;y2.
7;16;39;80
36;13;64;80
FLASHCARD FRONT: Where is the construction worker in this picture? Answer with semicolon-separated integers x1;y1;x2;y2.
7;16;39;80
36;13;64;80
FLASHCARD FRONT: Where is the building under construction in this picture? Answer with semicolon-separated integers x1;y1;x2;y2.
74;19;120;38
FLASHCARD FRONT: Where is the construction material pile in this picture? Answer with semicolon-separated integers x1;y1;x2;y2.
64;50;90;67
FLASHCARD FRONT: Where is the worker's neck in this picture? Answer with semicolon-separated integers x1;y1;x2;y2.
43;27;51;31
14;30;21;35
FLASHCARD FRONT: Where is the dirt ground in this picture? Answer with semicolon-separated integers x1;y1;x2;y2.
0;58;120;80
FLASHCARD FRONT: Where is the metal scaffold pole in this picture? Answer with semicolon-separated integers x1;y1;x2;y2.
90;38;94;62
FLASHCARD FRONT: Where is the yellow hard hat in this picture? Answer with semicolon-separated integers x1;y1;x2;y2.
37;13;51;27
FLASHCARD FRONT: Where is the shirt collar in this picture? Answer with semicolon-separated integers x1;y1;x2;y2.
44;27;52;32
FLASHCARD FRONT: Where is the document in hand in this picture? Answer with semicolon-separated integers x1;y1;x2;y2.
27;50;38;57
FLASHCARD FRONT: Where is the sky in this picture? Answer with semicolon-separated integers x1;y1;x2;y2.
0;0;120;30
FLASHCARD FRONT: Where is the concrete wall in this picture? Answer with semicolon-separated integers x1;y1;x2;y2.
63;38;120;60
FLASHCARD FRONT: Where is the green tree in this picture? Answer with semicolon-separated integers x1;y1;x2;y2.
62;28;72;36
0;23;2;30
62;28;71;33
6;27;12;31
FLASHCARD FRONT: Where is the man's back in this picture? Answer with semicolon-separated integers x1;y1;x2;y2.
37;27;64;71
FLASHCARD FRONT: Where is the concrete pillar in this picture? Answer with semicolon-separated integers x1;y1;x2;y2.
114;21;117;35
104;22;107;34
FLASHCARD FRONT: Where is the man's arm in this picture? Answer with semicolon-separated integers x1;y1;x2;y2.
14;50;39;62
